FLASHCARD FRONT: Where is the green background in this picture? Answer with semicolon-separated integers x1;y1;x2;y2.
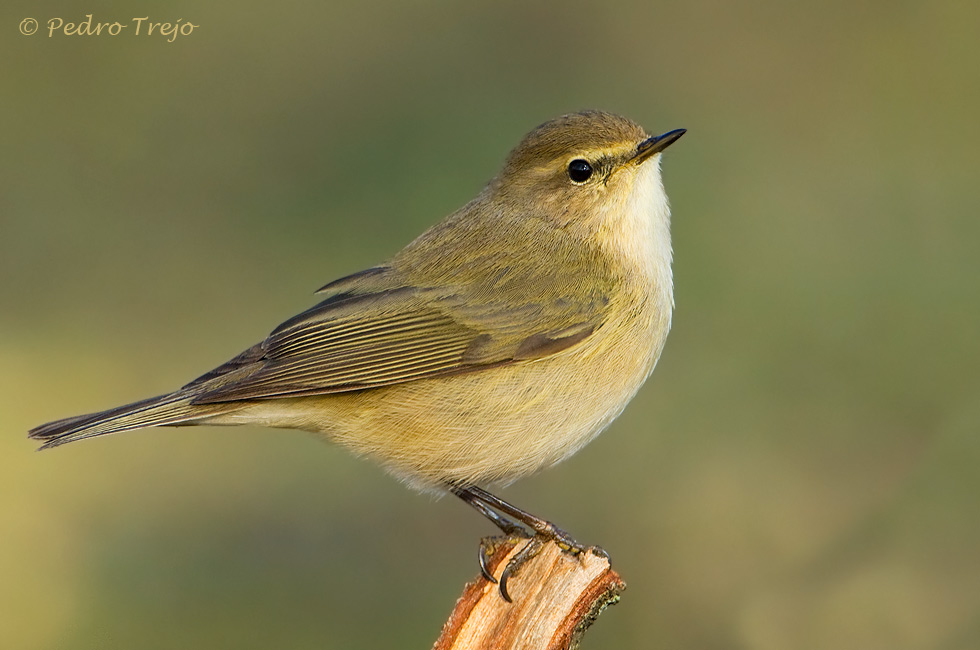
2;1;978;648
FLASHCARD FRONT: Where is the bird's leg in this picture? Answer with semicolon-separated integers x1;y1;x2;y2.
451;485;530;538
451;485;531;585
460;485;584;551
451;485;606;602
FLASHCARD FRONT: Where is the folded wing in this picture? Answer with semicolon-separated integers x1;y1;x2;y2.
188;266;608;404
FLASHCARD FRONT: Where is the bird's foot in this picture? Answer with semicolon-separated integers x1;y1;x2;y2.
452;484;609;601
478;527;609;602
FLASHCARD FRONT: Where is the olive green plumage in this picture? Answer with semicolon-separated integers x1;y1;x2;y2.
30;110;684;493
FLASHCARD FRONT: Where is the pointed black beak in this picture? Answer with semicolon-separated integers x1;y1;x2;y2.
633;128;686;164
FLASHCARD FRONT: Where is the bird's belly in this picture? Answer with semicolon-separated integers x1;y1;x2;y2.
281;303;672;491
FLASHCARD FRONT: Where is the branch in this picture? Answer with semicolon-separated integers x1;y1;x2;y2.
433;538;625;650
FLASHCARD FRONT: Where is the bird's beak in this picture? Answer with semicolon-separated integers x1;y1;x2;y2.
632;129;687;164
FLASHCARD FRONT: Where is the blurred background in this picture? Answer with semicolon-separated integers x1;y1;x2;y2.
2;1;978;648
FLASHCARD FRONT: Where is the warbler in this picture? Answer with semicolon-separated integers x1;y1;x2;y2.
30;111;685;600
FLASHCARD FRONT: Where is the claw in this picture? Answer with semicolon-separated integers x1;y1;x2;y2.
498;536;544;603
499;571;513;603
478;539;497;584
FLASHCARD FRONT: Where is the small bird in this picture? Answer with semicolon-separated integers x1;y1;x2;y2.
30;111;685;600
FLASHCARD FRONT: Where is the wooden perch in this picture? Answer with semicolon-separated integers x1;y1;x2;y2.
433;538;625;650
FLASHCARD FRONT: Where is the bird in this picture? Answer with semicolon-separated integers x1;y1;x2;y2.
30;110;685;600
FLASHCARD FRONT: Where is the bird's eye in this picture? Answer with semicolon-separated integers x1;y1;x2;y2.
567;159;593;183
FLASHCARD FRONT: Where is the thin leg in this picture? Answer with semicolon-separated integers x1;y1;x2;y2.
460;486;583;552
451;485;529;537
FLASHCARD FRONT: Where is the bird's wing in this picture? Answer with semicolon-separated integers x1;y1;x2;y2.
185;265;611;404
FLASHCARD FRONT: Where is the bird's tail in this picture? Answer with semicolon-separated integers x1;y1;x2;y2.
28;391;236;450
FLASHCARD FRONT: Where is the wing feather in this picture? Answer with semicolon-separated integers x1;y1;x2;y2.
188;258;613;404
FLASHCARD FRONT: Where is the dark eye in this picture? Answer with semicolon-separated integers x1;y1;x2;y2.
567;159;593;183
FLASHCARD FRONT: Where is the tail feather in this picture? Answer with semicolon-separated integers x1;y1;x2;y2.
29;392;235;450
